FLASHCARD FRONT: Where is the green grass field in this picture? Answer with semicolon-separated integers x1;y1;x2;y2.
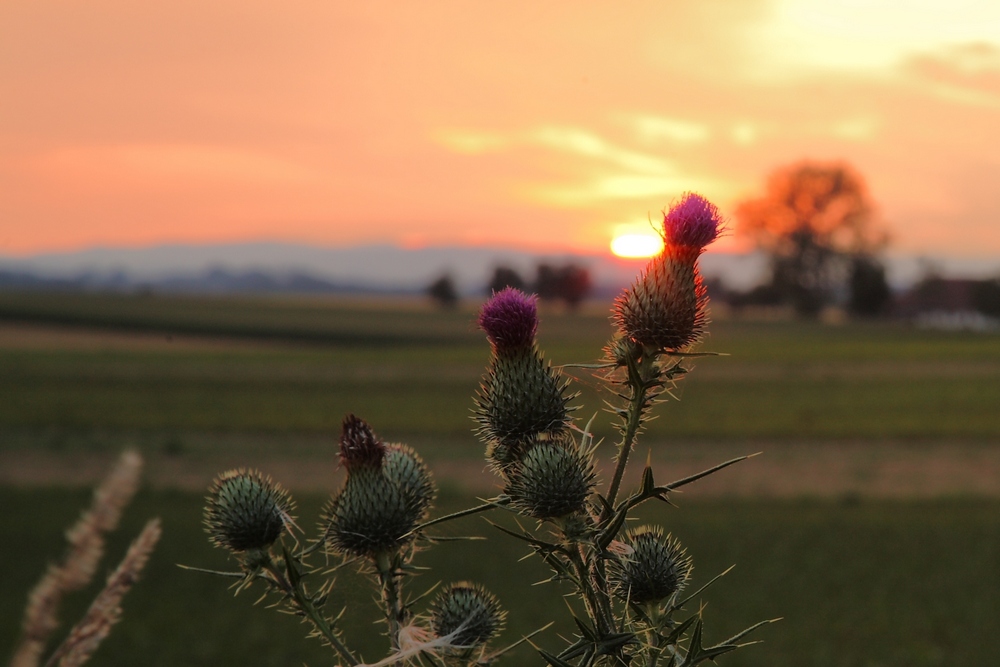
2;290;1000;666
2;488;998;667
2;291;999;445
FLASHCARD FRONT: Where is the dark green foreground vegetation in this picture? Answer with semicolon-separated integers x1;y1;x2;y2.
2;488;998;667
2;291;999;444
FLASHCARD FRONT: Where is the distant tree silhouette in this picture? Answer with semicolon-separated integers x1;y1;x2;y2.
971;278;1000;317
736;161;888;318
427;274;459;309
534;264;562;302
487;266;526;295
848;256;891;317
534;263;592;310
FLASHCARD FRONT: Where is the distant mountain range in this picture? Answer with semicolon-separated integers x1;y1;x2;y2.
0;242;997;296
0;242;767;296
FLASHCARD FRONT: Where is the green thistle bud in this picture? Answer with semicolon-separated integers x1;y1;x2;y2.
484;439;520;477
323;443;435;558
505;436;595;519
430;582;506;650
475;346;573;450
603;333;639;368
204;469;294;553
611;526;692;605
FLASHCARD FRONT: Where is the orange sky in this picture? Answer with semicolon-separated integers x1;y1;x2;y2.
2;1;999;257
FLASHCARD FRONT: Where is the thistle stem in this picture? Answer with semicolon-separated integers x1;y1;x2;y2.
644;606;661;667
262;559;360;666
375;553;406;651
605;351;658;512
568;546;608;635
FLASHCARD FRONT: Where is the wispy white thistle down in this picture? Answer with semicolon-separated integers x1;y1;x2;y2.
356;619;478;667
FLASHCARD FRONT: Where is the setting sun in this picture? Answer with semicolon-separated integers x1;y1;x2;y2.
610;233;664;258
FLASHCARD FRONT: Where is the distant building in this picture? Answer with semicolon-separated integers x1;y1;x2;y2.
895;277;1000;331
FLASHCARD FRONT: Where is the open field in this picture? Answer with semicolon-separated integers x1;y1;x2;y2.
2;291;999;447
2;291;999;666
2;488;999;667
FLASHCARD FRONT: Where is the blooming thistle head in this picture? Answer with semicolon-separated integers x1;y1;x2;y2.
204;469;294;553
613;193;724;351
475;290;574;456
478;288;538;352
429;582;506;653
323;416;435;559
663;192;725;249
339;413;386;471
611;526;692;605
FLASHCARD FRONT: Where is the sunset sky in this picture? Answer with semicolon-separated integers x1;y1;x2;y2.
2;1;999;258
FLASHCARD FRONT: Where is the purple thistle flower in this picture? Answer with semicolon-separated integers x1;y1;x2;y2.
478;288;538;351
663;193;725;249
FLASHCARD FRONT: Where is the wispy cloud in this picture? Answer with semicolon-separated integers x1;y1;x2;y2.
901;43;1000;108
437;124;721;207
626;115;711;144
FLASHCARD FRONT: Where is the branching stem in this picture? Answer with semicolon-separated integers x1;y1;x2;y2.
605;350;659;517
263;557;360;666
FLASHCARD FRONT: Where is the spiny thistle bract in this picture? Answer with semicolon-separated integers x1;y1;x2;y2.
611;526;692;605
475;289;574;460
505;435;595;519
204;469;293;553
430;582;506;651
323;416;435;558
613;192;724;351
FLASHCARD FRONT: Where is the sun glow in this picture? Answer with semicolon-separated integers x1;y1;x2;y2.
610;233;664;258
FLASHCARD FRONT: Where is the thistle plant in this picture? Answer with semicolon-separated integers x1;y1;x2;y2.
186;192;774;666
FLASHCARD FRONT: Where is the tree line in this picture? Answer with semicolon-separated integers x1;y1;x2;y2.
427;262;593;309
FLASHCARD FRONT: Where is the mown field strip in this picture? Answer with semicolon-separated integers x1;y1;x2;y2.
4;439;1000;499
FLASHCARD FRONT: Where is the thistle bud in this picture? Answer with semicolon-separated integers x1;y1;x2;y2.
430;582;506;651
323;419;435;559
505;436;595;519
611;526;692;605
613;193;723;351
204;469;293;553
475;289;573;452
